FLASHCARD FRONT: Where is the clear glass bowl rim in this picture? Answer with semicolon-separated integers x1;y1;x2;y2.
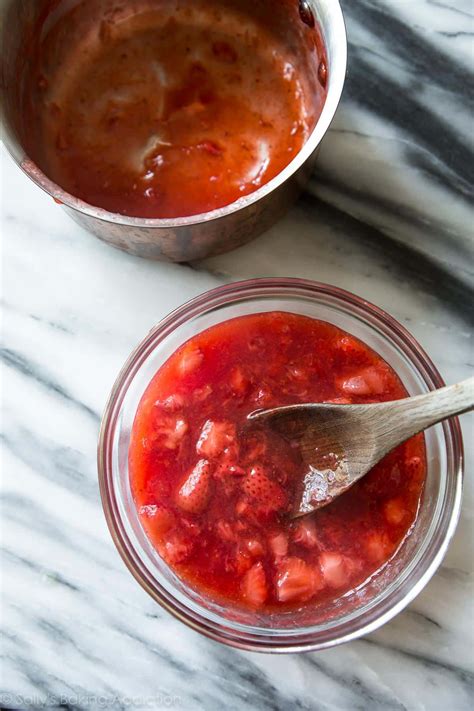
98;278;463;653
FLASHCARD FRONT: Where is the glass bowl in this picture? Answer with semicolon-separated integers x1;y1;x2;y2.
98;278;463;652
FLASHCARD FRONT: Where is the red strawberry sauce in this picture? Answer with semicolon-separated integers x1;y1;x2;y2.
129;313;426;611
22;1;327;219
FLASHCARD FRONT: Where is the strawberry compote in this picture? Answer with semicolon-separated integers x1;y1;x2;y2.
129;313;426;612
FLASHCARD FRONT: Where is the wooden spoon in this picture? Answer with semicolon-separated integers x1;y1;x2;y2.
248;378;474;518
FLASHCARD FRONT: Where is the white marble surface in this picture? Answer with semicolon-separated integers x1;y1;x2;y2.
1;0;473;709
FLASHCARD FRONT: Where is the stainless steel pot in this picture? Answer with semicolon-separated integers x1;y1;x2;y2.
1;0;347;261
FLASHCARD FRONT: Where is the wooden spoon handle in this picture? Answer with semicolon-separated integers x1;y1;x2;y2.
375;377;474;452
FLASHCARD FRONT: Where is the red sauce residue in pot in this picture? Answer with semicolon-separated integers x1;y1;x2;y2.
129;313;426;612
20;1;327;218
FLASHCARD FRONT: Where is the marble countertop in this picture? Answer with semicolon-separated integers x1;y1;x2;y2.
1;0;473;709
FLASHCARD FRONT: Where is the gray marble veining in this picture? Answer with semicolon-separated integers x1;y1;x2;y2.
1;0;473;709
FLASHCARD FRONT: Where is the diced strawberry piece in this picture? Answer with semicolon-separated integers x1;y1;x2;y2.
235;499;249;517
334;335;366;357
171;418;188;446
176;459;212;514
338;375;371;395
320;552;349;588
139;504;158;517
276;557;324;602
244;538;265;557
215;520;236;542
155;414;188;450
168;418;188;449
139;504;175;536
243;465;287;515
178;346;204;376
194;384;212;402
242;465;269;496
241;562;268;608
161;533;193;564
337;366;386;396
364;531;393;563
364;367;387;394
292;518;319;549
384;497;406;525
154;393;184;412
268;532;288;559
196;420;237;459
230;367;250;396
